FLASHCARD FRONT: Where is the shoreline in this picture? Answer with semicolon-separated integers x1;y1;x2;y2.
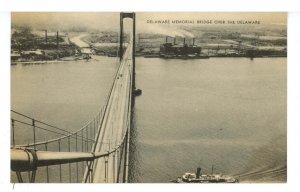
11;55;96;65
11;55;287;65
11;59;77;65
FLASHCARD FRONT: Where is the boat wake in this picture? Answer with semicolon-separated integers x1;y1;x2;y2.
234;165;286;181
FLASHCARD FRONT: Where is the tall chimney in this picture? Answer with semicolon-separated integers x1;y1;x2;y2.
183;38;186;45
165;36;168;43
196;167;201;179
45;30;48;43
173;37;176;45
56;31;59;48
193;38;195;46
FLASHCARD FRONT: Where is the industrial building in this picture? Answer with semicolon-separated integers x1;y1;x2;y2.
159;36;202;58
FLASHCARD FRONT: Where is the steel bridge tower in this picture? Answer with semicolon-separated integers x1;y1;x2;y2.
120;12;136;91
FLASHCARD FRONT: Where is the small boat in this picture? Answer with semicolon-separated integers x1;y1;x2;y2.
133;88;142;96
175;167;239;183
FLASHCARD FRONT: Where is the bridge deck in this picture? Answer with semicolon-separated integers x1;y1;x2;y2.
91;38;133;183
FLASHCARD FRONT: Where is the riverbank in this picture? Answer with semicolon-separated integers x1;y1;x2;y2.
11;56;91;65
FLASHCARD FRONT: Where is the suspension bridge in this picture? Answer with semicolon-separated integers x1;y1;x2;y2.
10;12;137;183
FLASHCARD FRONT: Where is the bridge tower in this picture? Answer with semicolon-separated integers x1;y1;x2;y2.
120;12;136;90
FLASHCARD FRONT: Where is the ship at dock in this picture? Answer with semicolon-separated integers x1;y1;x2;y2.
174;167;239;183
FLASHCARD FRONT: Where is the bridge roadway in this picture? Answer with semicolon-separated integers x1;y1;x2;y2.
91;36;133;183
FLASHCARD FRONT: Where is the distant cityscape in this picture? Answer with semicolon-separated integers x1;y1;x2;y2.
11;23;287;63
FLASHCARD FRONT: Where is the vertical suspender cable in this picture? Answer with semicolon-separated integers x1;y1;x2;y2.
68;136;71;183
86;127;88;152
81;129;84;152
76;133;79;183
32;119;36;150
11;119;15;146
58;140;62;183
113;151;116;182
45;143;49;183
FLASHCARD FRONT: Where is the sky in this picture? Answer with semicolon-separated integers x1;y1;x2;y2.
11;12;287;34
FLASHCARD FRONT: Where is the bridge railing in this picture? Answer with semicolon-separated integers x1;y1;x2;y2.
82;122;130;183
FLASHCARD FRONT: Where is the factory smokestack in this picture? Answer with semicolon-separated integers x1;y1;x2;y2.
165;36;168;43
196;167;201;179
183;38;186;45
45;30;47;43
173;38;176;45
193;38;195;46
56;31;59;48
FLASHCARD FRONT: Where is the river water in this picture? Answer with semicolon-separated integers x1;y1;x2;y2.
11;56;286;183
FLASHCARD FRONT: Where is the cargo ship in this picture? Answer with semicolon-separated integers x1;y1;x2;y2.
159;37;209;59
174;167;239;183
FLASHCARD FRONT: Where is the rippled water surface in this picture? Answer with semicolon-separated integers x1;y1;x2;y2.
11;57;286;183
130;57;286;183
